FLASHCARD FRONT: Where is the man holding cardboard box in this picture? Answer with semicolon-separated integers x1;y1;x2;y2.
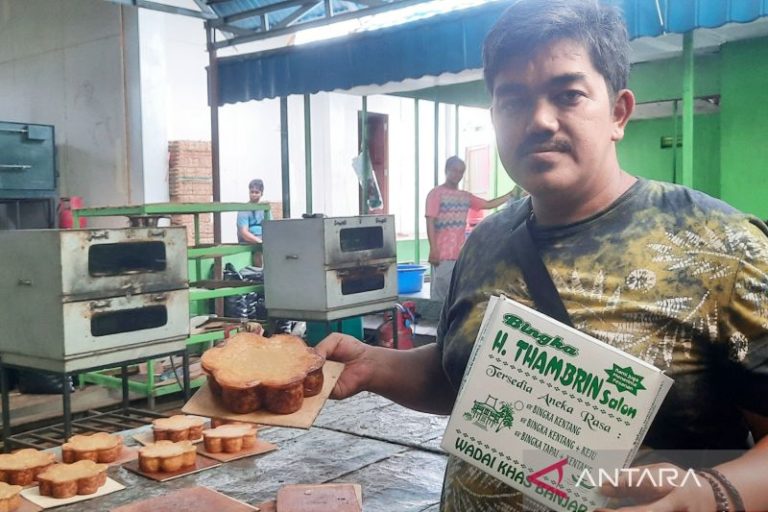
318;1;768;510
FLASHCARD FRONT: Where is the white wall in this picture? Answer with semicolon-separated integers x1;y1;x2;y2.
0;0;181;225
163;13;209;141
0;0;132;214
137;9;169;204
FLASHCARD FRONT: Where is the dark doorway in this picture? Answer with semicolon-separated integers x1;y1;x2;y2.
358;112;389;214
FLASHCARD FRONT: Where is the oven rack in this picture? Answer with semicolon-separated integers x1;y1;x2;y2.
1;407;167;451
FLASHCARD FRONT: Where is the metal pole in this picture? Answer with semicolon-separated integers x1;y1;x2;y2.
182;349;191;401
304;94;313;215
1;363;11;451
414;99;420;264
361;96;369;215
434;101;439;186
454;104;460;156
62;372;71;439
682;31;694;188
672;100;679;184
280;97;291;219
121;365;129;410
205;23;222;244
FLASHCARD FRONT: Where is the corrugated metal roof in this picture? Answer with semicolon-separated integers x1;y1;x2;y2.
216;0;768;105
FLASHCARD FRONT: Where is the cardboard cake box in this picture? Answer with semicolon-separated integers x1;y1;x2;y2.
441;296;673;512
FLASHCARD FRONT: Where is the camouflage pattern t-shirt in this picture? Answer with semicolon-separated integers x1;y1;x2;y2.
437;179;768;511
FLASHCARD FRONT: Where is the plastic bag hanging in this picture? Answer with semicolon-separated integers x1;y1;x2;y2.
351;151;383;210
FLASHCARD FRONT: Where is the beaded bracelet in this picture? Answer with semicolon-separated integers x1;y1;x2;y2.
697;470;730;512
699;468;746;512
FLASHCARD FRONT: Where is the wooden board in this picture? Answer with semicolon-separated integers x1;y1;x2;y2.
276;483;361;512
110;486;257;512
122;454;220;482
20;477;125;509
253;500;276;512
196;438;278;463
182;362;344;430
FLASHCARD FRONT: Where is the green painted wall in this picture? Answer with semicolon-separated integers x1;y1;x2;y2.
396;238;430;264
618;113;721;197
720;39;768;219
629;53;720;103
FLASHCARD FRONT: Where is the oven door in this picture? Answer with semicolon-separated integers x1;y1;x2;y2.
325;261;398;310
62;289;189;358
324;215;395;266
59;227;188;299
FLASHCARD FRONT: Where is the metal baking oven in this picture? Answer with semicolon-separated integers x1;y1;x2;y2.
0;227;189;372
263;215;398;321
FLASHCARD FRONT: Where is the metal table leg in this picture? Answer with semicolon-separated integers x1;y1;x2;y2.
62;373;71;440
1;363;11;452
121;366;129;410
182;350;191;401
392;306;399;350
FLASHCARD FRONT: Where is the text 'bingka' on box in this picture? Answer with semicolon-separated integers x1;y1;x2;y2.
441;296;673;512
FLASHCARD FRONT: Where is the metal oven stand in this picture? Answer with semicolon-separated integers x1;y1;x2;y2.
0;349;190;452
273;305;400;348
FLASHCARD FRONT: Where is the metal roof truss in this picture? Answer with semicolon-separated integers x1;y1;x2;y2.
104;0;433;50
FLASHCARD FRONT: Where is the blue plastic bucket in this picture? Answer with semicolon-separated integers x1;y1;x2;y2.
397;264;428;294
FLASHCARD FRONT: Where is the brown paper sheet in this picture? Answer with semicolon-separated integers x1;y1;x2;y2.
20;477;125;509
196;438;278;462
110;486;257;512
122;454;220;482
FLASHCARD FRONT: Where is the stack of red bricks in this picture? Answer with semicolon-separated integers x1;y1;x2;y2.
168;140;213;244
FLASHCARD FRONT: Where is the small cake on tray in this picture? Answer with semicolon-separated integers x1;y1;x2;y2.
0;482;22;512
36;460;108;499
152;415;206;442
201;424;257;453
0;449;56;486
61;432;122;463
138;440;196;473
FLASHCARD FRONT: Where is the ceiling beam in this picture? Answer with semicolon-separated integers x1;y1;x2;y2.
192;0;217;16
350;0;388;7
107;0;217;19
273;2;320;29
214;0;430;49
222;0;318;24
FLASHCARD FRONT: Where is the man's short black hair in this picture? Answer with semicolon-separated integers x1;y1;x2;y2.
248;179;264;192
445;156;466;173
483;0;630;97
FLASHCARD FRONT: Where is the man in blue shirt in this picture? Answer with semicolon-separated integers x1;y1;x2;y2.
237;179;265;266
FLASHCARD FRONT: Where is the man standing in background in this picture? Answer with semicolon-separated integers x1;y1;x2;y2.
237;178;266;267
425;156;511;302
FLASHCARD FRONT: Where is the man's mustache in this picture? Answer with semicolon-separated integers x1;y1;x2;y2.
517;137;571;157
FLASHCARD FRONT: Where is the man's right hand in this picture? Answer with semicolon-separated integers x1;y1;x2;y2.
428;250;440;267
314;333;375;400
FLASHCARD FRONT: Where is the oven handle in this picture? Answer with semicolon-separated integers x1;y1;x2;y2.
87;231;110;241
91;300;112;310
336;264;390;278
